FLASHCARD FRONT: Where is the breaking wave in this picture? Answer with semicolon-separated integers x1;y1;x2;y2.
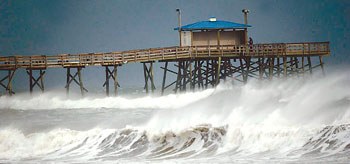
0;124;349;163
0;70;349;163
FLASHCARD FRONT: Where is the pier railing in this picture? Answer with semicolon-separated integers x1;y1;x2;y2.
0;42;329;69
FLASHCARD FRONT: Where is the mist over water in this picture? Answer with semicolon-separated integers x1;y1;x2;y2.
0;70;349;163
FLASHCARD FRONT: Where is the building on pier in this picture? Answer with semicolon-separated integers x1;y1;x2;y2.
175;17;251;46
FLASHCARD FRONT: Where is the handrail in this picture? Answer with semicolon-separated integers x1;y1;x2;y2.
0;42;330;69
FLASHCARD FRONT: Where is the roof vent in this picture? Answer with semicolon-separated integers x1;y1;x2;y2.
209;17;216;22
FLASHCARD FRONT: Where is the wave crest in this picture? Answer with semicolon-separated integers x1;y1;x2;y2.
1;124;350;162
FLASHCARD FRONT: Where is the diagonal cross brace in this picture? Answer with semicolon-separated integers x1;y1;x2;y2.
102;67;120;87
65;68;88;92
27;70;45;90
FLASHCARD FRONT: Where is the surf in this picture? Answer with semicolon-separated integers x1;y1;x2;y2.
0;70;349;163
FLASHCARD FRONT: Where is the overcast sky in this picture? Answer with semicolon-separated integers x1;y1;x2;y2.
0;0;349;92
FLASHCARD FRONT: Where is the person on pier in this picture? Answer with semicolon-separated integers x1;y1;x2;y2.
249;37;253;45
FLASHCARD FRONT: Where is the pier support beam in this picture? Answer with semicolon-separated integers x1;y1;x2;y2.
299;56;305;78
65;67;88;97
0;69;16;96
277;58;281;77
283;57;287;77
161;60;206;94
259;58;263;79
215;57;221;85
103;65;120;96
307;56;313;75
158;55;327;95
143;62;155;93
196;60;204;89
26;69;45;94
161;62;168;95
160;61;179;94
269;58;274;79
175;61;182;93
245;57;251;83
174;60;191;92
189;60;194;90
238;57;251;83
319;56;325;76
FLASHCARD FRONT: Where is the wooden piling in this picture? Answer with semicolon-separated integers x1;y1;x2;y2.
150;63;155;92
78;67;84;97
245;57;251;83
114;66;118;96
143;63;149;93
216;57;221;85
175;61;181;93
105;66;110;96
7;70;13;96
29;69;33;93
300;56;305;78
205;60;209;88
259;58;263;79
7;70;16;96
182;61;187;91
277;58;280;77
66;68;70;95
319;56;325;76
269;58;273;79
40;69;44;92
307;56;313;75
283;57;287;77
161;62;168;95
239;58;245;82
189;60;193;90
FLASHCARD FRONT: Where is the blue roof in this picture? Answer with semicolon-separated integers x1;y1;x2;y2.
174;20;251;31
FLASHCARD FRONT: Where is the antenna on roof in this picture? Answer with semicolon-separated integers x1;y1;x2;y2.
242;9;250;45
242;9;249;25
176;8;182;46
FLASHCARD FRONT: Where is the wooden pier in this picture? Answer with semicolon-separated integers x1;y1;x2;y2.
0;42;330;96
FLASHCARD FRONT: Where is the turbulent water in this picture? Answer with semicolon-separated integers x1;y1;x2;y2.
0;71;350;163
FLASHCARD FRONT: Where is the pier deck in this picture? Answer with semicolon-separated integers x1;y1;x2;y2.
0;42;329;69
0;42;330;96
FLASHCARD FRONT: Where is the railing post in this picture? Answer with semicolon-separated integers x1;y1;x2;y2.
175;47;178;59
195;46;198;57
221;45;223;56
79;55;82;66
208;46;211;56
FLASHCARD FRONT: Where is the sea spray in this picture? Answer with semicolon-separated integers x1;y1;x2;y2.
0;88;215;110
0;70;349;163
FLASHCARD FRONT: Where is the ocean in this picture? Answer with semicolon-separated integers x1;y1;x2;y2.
0;71;349;163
